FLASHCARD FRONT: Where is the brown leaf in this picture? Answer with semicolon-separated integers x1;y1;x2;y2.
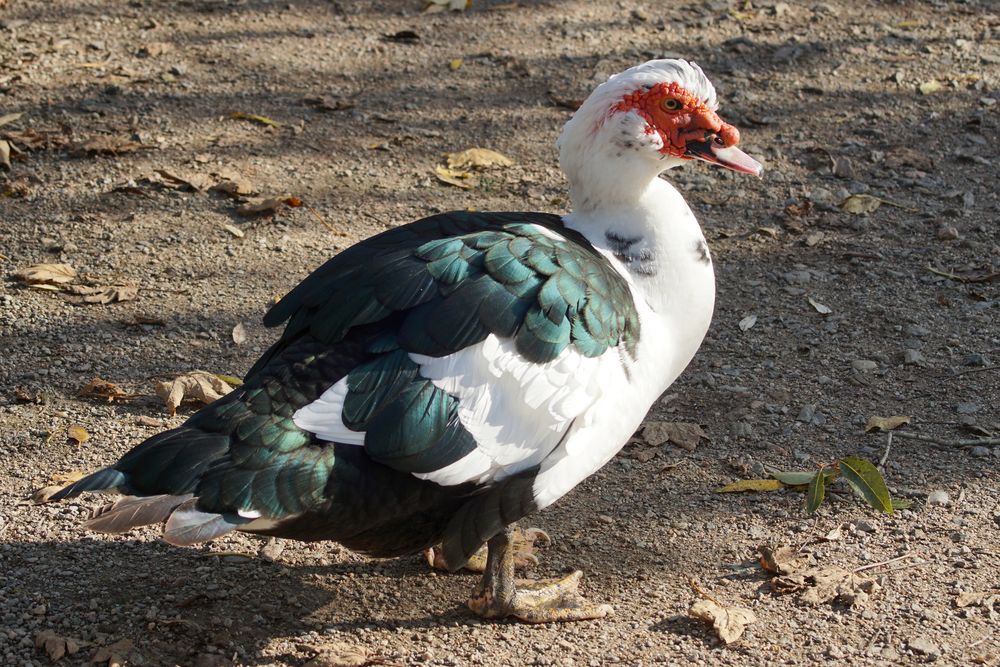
547;91;583;110
303;642;370;667
92;639;133;666
840;194;882;215
154;168;215;192
79;377;129;402
864;415;912;432
155;372;234;415
51;470;86;484
689;599;756;645
0;112;23;127
1;127;61;151
641;421;707;451
772;565;876;607
235;197;301;217
433;166;478;189
34;630;80;661
758;544;811;575
13;263;77;285
67;424;90;445
69;136;144;156
445;148;513;170
63;284;138;305
31;484;70;504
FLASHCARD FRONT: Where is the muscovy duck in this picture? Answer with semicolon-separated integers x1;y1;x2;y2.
50;59;760;623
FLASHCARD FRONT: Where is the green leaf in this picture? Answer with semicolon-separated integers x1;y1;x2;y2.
806;470;825;513
769;470;816;486
838;456;893;514
891;498;913;510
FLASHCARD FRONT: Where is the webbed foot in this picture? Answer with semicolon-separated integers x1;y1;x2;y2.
465;527;612;623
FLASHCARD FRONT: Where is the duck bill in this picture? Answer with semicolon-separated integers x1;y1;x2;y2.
685;141;763;177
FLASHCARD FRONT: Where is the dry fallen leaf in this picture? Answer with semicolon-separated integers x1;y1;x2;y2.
13;263;77;285
230;111;281;127
0;111;23;127
772;565;876;607
424;0;470;13
864;415;912;432
69;136;144;156
34;630;80;662
689;599;757;645
51;470;86;484
232;322;248;345
303;641;371;667
808;297;832;314
79;377;129;402
236;196;302;217
155;371;234;415
63;284;138;305
434;166;478;189
840;194;882;215
221;223;245;238
67;424;89;445
641;421;707;451
919;80;943;95
92;639;133;666
758;544;811;576
715;478;785;493
31;484;72;504
446;147;513;170
548;90;584;110
155;168;215;192
450;58;463;71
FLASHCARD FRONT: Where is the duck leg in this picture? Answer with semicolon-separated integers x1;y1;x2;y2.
426;526;550;572
466;526;613;623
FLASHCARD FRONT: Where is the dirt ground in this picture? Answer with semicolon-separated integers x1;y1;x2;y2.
1;0;998;665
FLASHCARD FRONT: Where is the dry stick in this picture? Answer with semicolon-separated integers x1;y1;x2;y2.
306;206;338;234
853;553;918;574
892;431;1000;448
878;431;894;470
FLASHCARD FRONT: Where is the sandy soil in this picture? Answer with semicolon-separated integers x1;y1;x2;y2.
1;1;998;665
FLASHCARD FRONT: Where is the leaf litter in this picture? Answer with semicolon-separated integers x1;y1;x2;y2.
641;421;707;451
688;580;757;645
155;371;235;415
758;545;877;607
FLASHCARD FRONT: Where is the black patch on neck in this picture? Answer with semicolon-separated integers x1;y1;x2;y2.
695;239;711;265
606;231;657;277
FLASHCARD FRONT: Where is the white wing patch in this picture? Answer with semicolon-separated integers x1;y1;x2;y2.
411;335;622;486
292;377;365;445
292;334;627;489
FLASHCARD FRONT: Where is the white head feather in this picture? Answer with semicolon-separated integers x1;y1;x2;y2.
557;60;719;211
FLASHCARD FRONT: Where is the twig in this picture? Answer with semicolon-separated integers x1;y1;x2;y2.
892;431;1000;448
878;431;893;470
944;365;1000;379
853;553;917;574
306;205;339;234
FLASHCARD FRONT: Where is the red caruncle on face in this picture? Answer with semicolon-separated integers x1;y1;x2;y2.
611;81;741;158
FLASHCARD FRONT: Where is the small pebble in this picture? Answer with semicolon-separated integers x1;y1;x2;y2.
903;349;924;365
908;636;941;659
968;446;991;458
852;359;878;371
927;490;950;507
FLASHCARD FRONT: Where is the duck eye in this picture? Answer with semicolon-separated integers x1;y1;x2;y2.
661;98;683;111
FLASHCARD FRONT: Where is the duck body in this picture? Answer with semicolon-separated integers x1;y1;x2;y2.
51;59;758;622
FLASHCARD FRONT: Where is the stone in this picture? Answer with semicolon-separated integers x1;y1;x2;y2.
852;359;878;371
903;349;925;365
969;446;991;458
908;636;941;659
926;490;950;506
